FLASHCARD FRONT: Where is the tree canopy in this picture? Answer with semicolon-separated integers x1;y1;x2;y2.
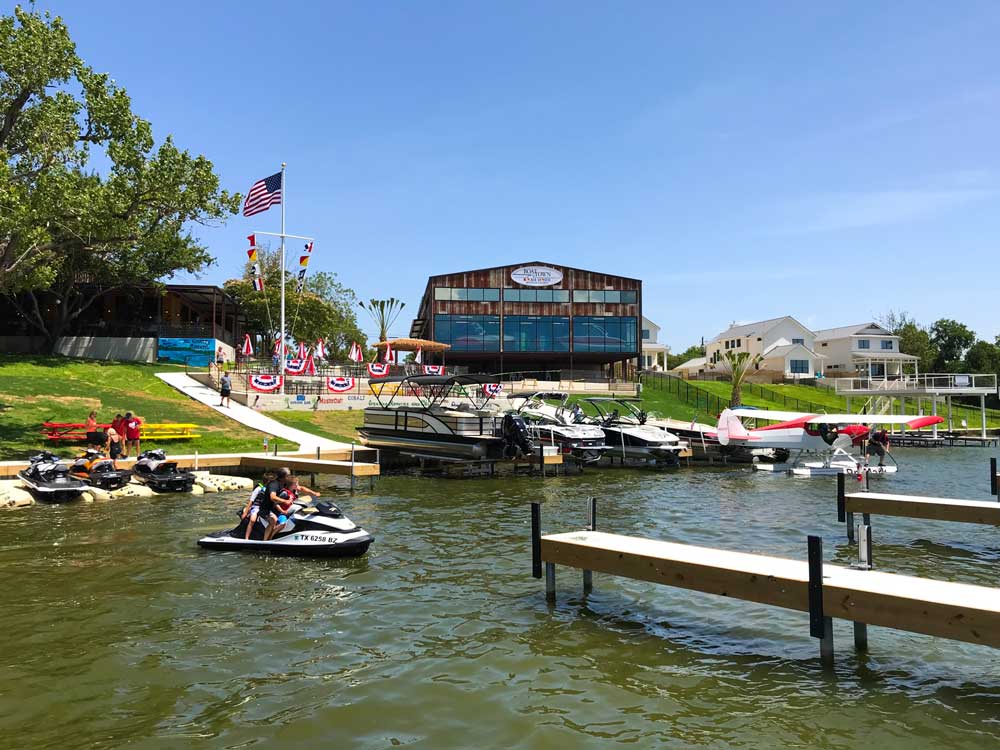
1;6;239;346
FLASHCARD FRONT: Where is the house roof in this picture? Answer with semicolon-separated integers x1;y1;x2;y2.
814;322;893;341
710;315;807;342
672;357;707;371
762;343;826;359
851;351;919;361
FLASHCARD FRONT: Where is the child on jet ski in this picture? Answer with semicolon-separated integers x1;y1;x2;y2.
240;471;276;540
264;475;321;540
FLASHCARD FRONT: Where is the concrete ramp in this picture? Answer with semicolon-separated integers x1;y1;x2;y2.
156;372;349;453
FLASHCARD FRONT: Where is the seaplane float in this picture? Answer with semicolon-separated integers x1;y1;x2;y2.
715;407;944;477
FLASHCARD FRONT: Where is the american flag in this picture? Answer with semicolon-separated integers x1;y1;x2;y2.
242;172;282;217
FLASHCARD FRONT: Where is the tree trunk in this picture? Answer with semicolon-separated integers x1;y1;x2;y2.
730;383;742;408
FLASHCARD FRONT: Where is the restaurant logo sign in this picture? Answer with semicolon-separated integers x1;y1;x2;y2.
510;265;563;287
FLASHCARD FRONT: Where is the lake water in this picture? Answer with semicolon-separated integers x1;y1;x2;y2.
3;448;1000;749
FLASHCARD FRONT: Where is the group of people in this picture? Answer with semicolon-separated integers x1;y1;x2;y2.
85;411;142;464
240;468;319;541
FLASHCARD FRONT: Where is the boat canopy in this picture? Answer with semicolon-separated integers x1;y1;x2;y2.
368;373;504;409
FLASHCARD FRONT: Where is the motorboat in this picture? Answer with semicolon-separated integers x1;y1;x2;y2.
359;374;531;461
508;391;608;463
18;451;87;503
69;449;133;490
580;398;688;466
197;499;373;557
132;449;196;493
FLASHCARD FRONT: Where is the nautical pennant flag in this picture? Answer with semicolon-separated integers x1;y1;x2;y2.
315;339;326;359
253;277;264;291
299;255;310;268
242;334;254;357
247;234;256;247
247;248;258;262
250;262;261;276
413;347;423;364
348;341;363;363
243;172;282;217
382;341;394;364
304;241;313;253
297;342;308;359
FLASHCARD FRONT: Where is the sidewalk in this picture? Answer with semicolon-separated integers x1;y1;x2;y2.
156;372;349;453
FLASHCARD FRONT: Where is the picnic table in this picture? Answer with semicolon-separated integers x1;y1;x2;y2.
41;422;201;442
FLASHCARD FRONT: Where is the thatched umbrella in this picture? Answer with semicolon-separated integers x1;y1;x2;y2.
373;337;451;364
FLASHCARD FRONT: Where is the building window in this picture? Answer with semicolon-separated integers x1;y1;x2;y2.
736;339;741;347
792;338;804;345
569;290;637;304
858;339;870;349
505;289;569;302
790;359;810;374
503;316;570;352
572;316;637;352
435;287;499;302
881;340;893;350
641;329;650;340
821;342;828;347
434;314;500;351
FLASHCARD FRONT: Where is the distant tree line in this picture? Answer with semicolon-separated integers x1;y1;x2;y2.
877;311;999;376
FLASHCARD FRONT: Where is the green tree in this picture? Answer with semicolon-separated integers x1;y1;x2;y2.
667;344;705;370
896;322;938;373
965;340;1000;374
359;298;405;342
224;247;366;359
720;350;762;407
929;319;976;371
1;6;238;347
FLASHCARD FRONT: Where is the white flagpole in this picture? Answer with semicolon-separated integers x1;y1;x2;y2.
279;162;287;394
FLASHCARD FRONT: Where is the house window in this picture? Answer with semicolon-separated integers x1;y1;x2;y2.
881;340;893;350
821;342;828;347
858;339;870;349
641;329;650;340
790;359;810;374
792;338;804;345
736;339;741;347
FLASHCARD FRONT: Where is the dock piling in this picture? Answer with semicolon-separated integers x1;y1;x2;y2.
583;497;597;593
992;457;998;496
837;474;846;522
545;562;556;601
531;502;542;579
807;535;834;665
856;524;873;570
853;622;869;652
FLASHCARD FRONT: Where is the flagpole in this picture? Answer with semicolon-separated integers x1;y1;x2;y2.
279;162;287;395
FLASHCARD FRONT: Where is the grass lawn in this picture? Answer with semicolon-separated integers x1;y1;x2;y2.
0;355;294;461
268;409;364;445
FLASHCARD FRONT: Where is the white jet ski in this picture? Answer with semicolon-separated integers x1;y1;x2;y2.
197;500;373;558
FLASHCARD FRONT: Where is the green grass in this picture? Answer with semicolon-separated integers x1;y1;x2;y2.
0;355;295;460
268;410;364;445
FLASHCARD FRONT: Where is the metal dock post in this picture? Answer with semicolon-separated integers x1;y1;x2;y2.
583;497;596;593
808;535;834;666
531;502;542;579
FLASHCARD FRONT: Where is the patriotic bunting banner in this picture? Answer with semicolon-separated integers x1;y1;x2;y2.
250;375;283;392
483;383;503;398
422;365;445;375
326;377;356;393
241;334;254;357
253;278;264;291
367;362;390;378
349;342;363;363
315;339;326;359
285;358;308;375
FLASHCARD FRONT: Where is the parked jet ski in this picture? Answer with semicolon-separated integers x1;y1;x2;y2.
132;449;196;493
18;451;87;503
70;449;132;490
197;499;373;557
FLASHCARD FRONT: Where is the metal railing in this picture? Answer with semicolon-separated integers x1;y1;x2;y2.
834;373;998;394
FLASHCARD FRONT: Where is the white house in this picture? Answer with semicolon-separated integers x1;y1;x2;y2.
640;316;668;371
813;322;919;377
703;316;824;379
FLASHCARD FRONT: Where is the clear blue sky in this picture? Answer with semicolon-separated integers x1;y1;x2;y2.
41;1;1000;348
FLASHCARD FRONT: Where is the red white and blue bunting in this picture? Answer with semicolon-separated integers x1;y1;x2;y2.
326;377;356;393
367;362;390;378
422;365;445;375
250;375;283;392
483;383;503;398
285;356;316;376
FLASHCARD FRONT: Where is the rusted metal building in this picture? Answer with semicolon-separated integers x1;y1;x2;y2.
409;262;642;378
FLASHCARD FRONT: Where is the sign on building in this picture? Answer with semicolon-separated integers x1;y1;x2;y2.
510;265;563;287
158;337;217;367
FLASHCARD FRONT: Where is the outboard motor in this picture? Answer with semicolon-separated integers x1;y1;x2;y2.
502;413;534;459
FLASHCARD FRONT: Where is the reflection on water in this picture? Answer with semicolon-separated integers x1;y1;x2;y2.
2;448;1000;748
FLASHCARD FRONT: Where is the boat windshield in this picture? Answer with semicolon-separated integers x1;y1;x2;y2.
581;398;647;426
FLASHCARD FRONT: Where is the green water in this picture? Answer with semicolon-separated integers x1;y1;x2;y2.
3;449;1000;749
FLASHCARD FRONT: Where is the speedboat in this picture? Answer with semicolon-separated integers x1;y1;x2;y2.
198;500;374;557
581;398;688;466
508;391;608;463
70;449;132;490
132;449;196;493
18;451;87;503
359;374;520;460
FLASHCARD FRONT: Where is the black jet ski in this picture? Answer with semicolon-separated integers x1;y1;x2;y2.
18;451;87;503
70;449;133;490
198;500;373;557
132;449;196;493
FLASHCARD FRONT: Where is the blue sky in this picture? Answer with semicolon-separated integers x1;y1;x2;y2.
40;1;1000;348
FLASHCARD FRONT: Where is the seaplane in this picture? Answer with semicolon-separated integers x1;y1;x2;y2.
715;407;945;478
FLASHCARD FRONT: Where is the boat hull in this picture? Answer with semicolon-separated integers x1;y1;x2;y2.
197;530;373;557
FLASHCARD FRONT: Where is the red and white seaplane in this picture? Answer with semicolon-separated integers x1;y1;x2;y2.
715;407;944;477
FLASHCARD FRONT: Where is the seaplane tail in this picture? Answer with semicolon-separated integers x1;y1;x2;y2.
715;408;753;446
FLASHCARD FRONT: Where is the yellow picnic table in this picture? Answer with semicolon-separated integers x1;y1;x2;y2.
139;423;201;440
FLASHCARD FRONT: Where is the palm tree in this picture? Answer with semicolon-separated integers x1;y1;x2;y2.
720;350;762;407
359;298;405;342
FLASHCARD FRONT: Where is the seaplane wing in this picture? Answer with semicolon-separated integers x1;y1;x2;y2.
728;408;943;429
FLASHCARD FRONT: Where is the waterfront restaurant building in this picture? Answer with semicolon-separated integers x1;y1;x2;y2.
408;262;642;378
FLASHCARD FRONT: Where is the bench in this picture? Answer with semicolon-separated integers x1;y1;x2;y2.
42;422;200;442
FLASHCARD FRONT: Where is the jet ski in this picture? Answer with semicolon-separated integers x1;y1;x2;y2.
18;451;87;503
197;499;374;557
132;449;196;493
70;449;133;490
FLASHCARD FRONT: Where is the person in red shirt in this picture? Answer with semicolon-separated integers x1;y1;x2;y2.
123;412;142;458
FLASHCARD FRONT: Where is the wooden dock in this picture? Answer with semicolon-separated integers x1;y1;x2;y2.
531;503;1000;664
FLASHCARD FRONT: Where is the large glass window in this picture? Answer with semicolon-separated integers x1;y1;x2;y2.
503;316;571;352
434;287;499;303
790;359;810;374
504;289;570;303
569;289;637;304
573;316;637;352
434;314;500;351
880;340;893;350
858;339;870;349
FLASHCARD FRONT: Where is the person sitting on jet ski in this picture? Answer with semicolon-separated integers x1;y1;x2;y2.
240;471;275;540
264;475;321;540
